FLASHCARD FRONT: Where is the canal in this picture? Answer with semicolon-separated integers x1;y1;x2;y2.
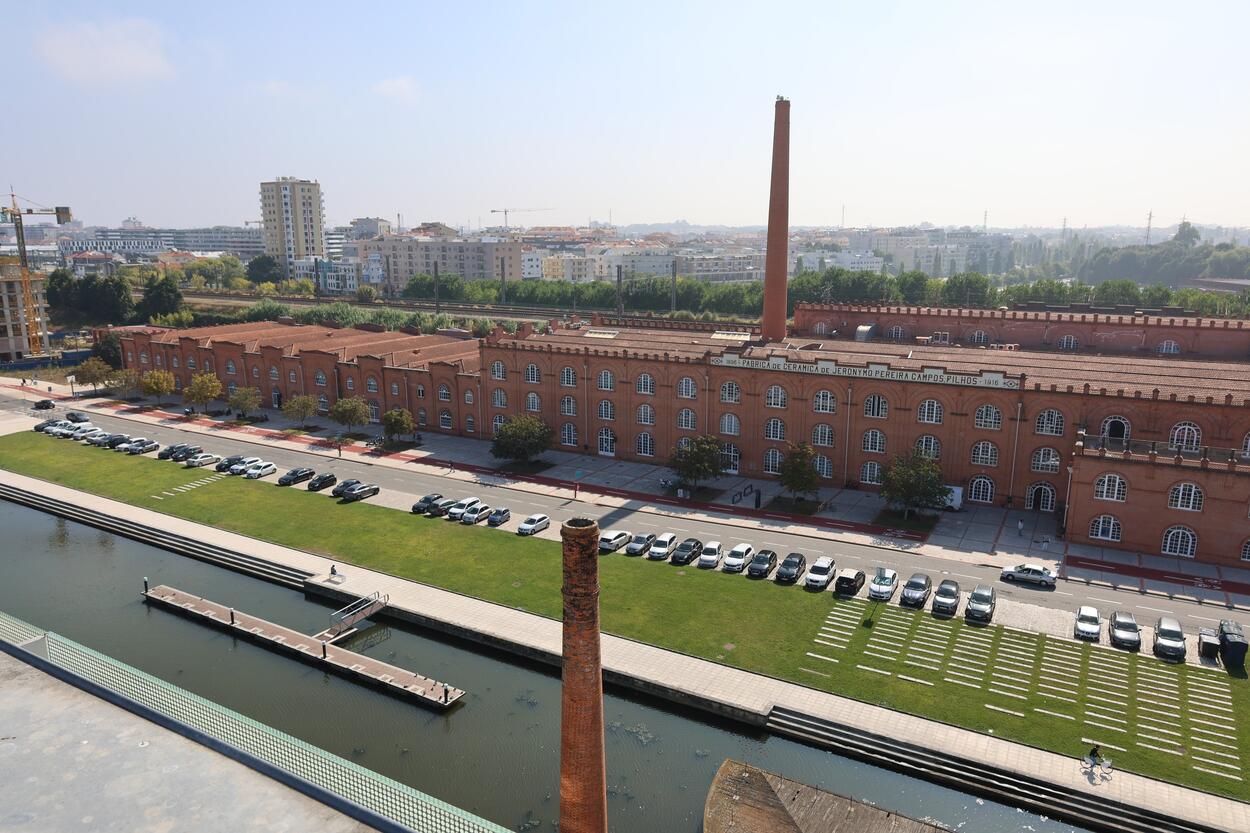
0;501;1088;832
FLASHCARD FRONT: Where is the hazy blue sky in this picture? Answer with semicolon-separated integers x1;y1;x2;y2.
9;1;1248;230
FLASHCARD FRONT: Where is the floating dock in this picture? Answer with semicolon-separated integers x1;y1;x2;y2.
142;584;463;710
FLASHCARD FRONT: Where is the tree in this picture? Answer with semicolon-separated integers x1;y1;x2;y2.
138;274;183;321
246;254;283;284
91;331;123;368
1092;279;1141;307
141;369;176;403
667;435;725;493
228;386;263;418
380;407;416;443
356;285;379;304
115;368;143;399
879;450;951;519
45;268;77;310
183;372;223;413
73;356;116;391
490;414;554;463
940;272;994;307
328;396;371;435
77;274;135;322
282;394;318;428
1173;221;1201;248
776;441;821;501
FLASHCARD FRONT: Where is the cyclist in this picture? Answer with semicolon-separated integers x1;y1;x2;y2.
1087;745;1102;766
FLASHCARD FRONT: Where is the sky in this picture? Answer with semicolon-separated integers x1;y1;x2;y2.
8;1;1249;231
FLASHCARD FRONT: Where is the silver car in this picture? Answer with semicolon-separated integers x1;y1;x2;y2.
1153;617;1186;661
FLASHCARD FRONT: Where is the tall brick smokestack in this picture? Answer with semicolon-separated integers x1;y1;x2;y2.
559;517;608;833
761;96;791;343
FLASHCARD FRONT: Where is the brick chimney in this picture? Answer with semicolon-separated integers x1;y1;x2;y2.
559;517;608;833
761;96;791;343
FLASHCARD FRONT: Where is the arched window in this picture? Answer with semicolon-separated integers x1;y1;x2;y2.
598;399;615;421
719;413;740;436
677;408;697;430
288;370;296;383
887;325;905;340
1026;482;1056;512
368;400;381;422
464;389;474;405
1031;447;1061;473
492;388;507;408
862;429;886;453
561;422;578;446
416;408;427;426
1101;415;1131;442
226;381;237;395
225;360;236;375
1035;409;1064;436
251;365;259;378
764;448;783;474
917;399;944;424
439;410;452;429
437;384;450;401
636;432;654;457
560;396;577;416
366;377;378;393
525;363;541;384
814;454;833;479
1162;526;1196;558
720;381;741;404
974;404;1002;430
860;461;883;485
317;394;328;412
765;418;786;441
1057;334;1079;350
597;370;615;391
1089;515;1122;541
812;424;834;447
269;366;279;380
637;403;655;425
813;390;836;413
490;361;506;380
139;351;149;365
813;321;828;336
636;373;655;395
172;356;180;368
416;384;425;398
1241;539;1250;562
677;377;698;399
721;443;741;474
155;354;162;367
560;367;577;387
492;414;506;433
598;427;616;456
345;377;356;391
1094;473;1127;501
916;435;941;460
314;370;326;387
1157;340;1180;355
969;475;995;503
465;415;476;433
1169;421;1201;452
863;394;888;419
971;440;998;467
186;356;196;370
525;392;541;412
970;330;988;345
271;387;281;408
1168;482;1204;512
765;385;788;408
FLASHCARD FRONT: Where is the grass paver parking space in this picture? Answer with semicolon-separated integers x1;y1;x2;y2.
1;431;1248;800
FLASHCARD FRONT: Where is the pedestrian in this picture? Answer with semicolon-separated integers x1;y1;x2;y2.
330;564;338;576
442;684;449;703
1017;519;1024;537
1041;535;1051;552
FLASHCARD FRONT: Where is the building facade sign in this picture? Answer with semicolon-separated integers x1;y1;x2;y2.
711;354;1021;389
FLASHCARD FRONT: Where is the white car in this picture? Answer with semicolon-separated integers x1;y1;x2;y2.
461;504;492;524
697;541;723;569
868;567;899;600
722;543;755;573
117;437;149;452
447;497;482;521
67;424;98;440
648;532;678;561
244;461;277;479
229;456;262;475
598;531;631;553
185;453;221;468
75;427;106;441
517;514;550;535
1074;606;1102;641
805;556;836;589
1000;563;1057;587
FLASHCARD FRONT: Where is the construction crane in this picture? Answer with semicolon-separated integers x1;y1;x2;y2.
2;191;72;356
489;207;552;230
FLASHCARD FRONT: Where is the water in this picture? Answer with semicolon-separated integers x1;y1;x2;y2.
0;502;1087;832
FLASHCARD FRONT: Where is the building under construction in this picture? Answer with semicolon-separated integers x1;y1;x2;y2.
0;260;50;362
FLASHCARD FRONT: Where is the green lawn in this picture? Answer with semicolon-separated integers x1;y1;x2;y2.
1;430;1246;800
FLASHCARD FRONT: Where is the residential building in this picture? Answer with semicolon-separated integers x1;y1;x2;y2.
542;253;592;282
673;251;765;283
292;257;359;294
67;251;123;278
59;226;265;261
325;227;348;261
357;236;522;293
587;248;674;280
521;248;547;280
789;249;883;275
1;261;51;361
349;217;392;239
260;177;326;277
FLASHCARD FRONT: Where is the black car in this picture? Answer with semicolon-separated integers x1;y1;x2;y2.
278;467;315;486
158;442;189;460
747;550;779;579
341;482;380;502
426;498;457;517
106;433;133;448
411;493;444;514
671;538;705;566
170;445;203;462
216;454;245;472
33;419;57;432
307;472;338;492
331;478;361;498
834;569;866;596
33;399;55;410
775;553;807;583
900;573;933;607
65;411;90;423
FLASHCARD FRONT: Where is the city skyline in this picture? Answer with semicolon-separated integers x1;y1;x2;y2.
8;1;1250;230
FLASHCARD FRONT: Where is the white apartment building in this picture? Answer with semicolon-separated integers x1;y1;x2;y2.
588;248;674;280
541;253;592;282
292;257;359;294
356;236;522;293
789;249;883;275
260;177;326;277
673;251;765;283
521;248;547;280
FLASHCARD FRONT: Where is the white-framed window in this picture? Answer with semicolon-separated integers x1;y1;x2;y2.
974;404;1002;430
561;422;578;446
720;380;741;404
636;432;654;457
812;424;834;447
719;413;740;436
172;355;180;369
1168;482;1204;512
765;385;788;408
1241;540;1250;562
917;399;944;424
1089;514;1122;541
637;403;655;425
1169;421;1201;452
317;394;328;412
863;394;888;419
225;360;236;375
417;408;427;426
525;392;541;412
1026;482;1057;512
814;454;833;479
492;414;506;433
138;351;149;365
1031;447;1061;473
677;437;694;451
251;365;259;378
764;447;783;474
721;442;740;474
288;370;297;383
1101;415;1131;442
812;390;836;413
597;369;615;391
860;461;883;485
226;381;237;395
1057;334;1079;350
368;400;381;422
636;373;655;395
765;418;786;441
1161;526;1196;558
345;377;356;391
439;410;452;429
561;396;577;416
971;440;998;466
598;399;615;421
490;360;506;380
887;325;905;340
366;377;378;393
1035;409;1064;436
970;330;988;345
1157;340;1180;355
915;434;941;460
677;377;697;399
813;321;828;336
267;367;278;381
173;375;182;391
525;363;541;384
465;415;475;433
1244;432;1250;456
969;475;995;504
438;384;450;401
598;427;616;456
416;384;425;399
560;366;577;387
464;389;473;405
1094;473;1127;501
677;408;697;430
862;428;885;453
314;370;326;387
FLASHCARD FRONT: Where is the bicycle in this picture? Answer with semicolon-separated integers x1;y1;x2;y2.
1082;754;1114;776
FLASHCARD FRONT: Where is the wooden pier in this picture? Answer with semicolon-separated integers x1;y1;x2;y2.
142;584;464;710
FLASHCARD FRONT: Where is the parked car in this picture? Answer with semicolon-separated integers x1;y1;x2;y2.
32;419;61;432
461;503;492;524
626;533;658;556
229;456;262;475
68;424;100;440
1153;617;1187;661
670;538;704;565
278;467;315;486
158;443;189;460
126;439;159;455
747;550;778;579
411;493;443;514
75;428;107;443
932;580;961;615
170;445;203;462
516;513;550;535
696;540;723;569
87;432;120;447
331;478;362;497
1000;563;1057;587
244;461;277;479
599;530;632;553
868;567;899;601
722;543;755;573
33;399;55;410
307;472;337;492
487;507;511;527
900;573;932;607
775;553;807;583
185;453;221;468
446;497;482;521
1074;606;1102;641
648;533;678;561
342;482;380;502
106;434;135;449
964;585;997;622
427;498;458;517
1109;611;1141;651
805;556;836;589
833;568;865;596
216;454;246;473
65;411;90;423
47;421;80;438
